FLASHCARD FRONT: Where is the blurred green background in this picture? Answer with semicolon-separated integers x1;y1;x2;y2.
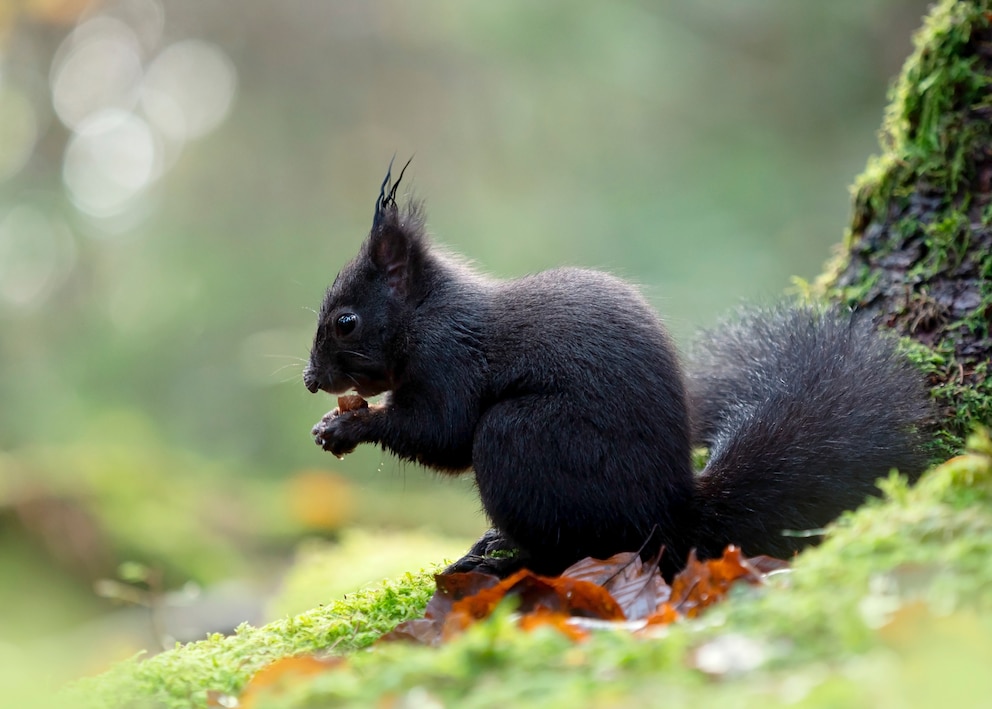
0;0;931;684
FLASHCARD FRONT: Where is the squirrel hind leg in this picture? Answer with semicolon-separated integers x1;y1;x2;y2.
444;528;528;577
471;392;696;576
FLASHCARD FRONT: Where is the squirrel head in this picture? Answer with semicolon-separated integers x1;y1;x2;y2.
304;158;426;397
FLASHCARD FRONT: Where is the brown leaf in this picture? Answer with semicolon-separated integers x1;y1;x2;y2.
563;551;671;621
670;546;766;618
518;608;589;642
380;571;501;646
562;551;643;585
643;602;680;627
450;569;625;622
378;617;443;646
743;555;792;576
642;547;787;629
433;570;504;606
384;567;626;646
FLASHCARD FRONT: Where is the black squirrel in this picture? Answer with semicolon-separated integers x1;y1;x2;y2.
303;161;933;579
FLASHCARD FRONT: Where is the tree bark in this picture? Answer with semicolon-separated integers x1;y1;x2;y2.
821;0;992;453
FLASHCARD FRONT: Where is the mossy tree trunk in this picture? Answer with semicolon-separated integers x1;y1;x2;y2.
820;0;992;453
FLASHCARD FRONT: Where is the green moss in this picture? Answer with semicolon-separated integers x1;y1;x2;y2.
68;572;435;708
857;0;992;220
836;266;880;309
904;340;992;458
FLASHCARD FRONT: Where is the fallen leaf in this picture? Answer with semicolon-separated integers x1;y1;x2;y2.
643;602;680;628
383;546;788;645
450;569;625;623
562;551;644;585
670;547;767;618
564;551;674;621
518;608;589;642
744;555;792;576
380;571;501;645
236;654;344;708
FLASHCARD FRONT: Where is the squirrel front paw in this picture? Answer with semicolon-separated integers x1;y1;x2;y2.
311;408;363;459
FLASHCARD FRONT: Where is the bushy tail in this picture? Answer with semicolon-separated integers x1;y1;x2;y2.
686;304;933;560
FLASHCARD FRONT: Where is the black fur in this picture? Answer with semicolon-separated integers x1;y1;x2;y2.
686;305;932;560
304;169;933;579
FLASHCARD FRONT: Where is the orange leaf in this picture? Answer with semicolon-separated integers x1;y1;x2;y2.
451;569;625;622
237;654;344;708
643;602;680;627
670;546;767;617
379;570;501;646
518;608;589;642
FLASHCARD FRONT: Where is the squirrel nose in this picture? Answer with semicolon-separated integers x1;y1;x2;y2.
303;367;321;393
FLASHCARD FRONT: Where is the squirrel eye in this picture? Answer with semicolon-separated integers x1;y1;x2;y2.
335;312;359;338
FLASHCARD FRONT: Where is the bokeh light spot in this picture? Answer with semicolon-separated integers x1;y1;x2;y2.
62;109;159;219
50;17;144;131
142;39;238;143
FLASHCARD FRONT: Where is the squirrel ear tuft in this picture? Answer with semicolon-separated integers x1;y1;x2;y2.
372;155;413;231
370;223;419;297
369;156;421;299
